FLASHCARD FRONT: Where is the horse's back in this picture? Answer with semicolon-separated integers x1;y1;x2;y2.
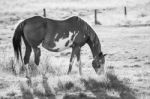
47;16;79;27
65;16;79;23
25;16;44;23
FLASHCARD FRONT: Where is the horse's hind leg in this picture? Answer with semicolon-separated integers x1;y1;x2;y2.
33;47;41;66
24;46;32;76
24;45;32;65
22;38;32;77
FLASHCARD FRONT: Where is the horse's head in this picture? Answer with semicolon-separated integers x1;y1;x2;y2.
92;52;106;74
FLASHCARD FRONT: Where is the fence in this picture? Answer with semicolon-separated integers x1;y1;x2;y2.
42;6;127;25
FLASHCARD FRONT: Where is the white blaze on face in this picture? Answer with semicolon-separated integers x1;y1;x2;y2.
97;64;105;75
52;31;79;51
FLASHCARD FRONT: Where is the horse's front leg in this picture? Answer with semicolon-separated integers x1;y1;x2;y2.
67;48;76;74
76;47;82;75
67;46;81;75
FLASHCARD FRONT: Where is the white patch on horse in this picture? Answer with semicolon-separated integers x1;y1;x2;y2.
52;31;79;51
83;35;86;38
54;33;58;39
72;31;79;41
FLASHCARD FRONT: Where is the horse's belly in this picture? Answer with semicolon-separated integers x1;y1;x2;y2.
52;39;73;52
42;33;75;52
42;39;73;52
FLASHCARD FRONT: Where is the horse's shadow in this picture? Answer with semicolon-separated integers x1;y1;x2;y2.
62;73;136;99
79;73;136;99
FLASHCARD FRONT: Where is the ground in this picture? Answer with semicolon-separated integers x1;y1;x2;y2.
0;0;150;99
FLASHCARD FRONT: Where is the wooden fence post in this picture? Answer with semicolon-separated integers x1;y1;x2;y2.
94;9;98;25
94;9;101;25
124;6;127;17
43;8;46;17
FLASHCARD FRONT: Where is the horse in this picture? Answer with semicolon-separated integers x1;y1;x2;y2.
12;16;106;76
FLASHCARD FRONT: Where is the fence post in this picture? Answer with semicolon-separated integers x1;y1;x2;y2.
124;6;127;17
94;9;98;25
94;9;101;25
43;8;46;17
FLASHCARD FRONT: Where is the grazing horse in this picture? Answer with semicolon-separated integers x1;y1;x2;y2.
13;16;106;76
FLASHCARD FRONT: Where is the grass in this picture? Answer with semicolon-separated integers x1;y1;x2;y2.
0;50;136;99
17;72;136;99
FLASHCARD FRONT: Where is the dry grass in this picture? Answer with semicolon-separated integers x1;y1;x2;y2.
17;72;136;99
0;49;136;99
1;26;150;98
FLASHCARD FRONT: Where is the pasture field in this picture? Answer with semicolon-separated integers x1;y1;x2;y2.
0;25;150;99
0;0;150;99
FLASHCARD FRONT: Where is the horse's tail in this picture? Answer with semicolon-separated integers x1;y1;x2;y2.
12;20;25;62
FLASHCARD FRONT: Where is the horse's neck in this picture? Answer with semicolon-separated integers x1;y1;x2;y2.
87;33;101;58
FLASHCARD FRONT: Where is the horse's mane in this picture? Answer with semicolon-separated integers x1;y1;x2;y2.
76;17;97;42
76;17;101;56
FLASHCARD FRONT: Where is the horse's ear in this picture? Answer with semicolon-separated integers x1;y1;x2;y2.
98;53;107;57
98;52;103;57
103;54;107;57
